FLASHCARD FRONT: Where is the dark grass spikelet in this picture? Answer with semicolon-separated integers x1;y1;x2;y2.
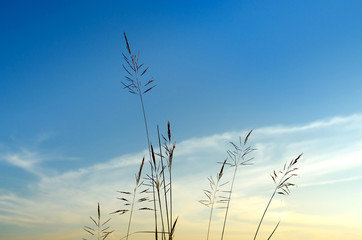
121;33;158;240
160;122;177;240
111;157;151;240
81;32;304;240
253;154;302;240
271;153;302;196
121;32;156;96
145;141;171;240
83;203;113;240
162;124;176;171
220;130;256;240
200;159;229;240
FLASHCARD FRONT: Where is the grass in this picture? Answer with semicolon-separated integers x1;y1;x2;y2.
82;33;302;240
110;157;150;240
83;203;113;240
199;159;228;240
220;130;255;240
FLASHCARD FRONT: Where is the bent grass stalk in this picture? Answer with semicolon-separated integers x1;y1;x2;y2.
200;159;228;240
121;32;158;239
253;153;302;240
220;130;255;240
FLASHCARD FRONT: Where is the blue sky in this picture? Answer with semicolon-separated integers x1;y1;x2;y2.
1;1;362;239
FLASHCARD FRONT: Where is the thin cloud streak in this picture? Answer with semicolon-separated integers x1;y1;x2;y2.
300;175;362;188
0;113;362;239
0;150;45;177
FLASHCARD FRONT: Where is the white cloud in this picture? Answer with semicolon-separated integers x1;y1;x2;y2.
0;150;43;176
1;113;362;239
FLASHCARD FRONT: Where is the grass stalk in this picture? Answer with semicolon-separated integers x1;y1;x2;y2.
81;33;304;240
80;31;307;240
165;122;175;240
253;187;277;240
111;158;150;240
121;32;158;240
220;130;255;240
200;159;227;240
206;178;219;240
83;203;113;240
156;183;167;240
125;188;136;240
150;153;158;240
253;154;302;240
151;145;167;240
220;163;237;240
267;221;280;240
157;126;171;235
168;164;173;240
134;43;158;240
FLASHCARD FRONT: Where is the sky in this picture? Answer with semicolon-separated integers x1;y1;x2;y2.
0;1;362;239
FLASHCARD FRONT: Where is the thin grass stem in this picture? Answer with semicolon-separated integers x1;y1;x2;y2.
221;130;254;240
156;182;167;240
157;126;170;235
253;154;301;240
206;179;220;240
168;161;173;240
125;188;137;240
121;32;158;240
220;164;238;240
253;188;277;240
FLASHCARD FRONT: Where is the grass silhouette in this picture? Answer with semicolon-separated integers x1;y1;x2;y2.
82;33;302;240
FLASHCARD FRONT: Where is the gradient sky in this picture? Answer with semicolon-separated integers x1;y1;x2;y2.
1;1;362;240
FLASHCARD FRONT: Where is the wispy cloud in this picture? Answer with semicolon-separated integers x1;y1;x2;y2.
1;113;362;239
0;150;44;176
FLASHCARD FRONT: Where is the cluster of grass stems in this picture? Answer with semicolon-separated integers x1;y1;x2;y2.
82;33;302;240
